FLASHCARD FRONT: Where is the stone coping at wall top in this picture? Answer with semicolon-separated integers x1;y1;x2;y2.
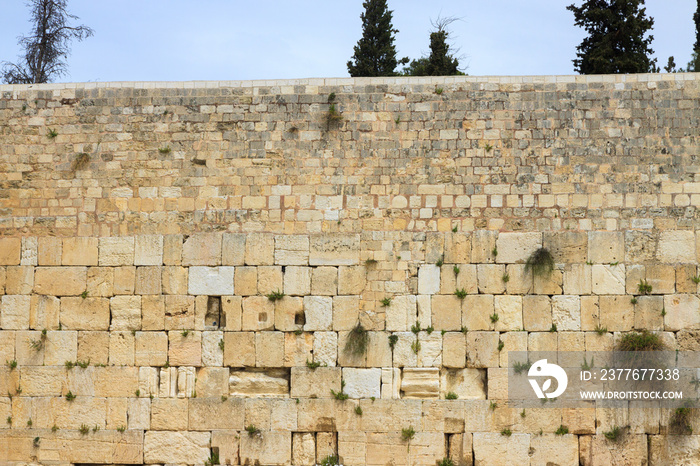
1;72;699;92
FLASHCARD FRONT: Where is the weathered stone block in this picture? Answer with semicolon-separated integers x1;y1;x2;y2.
245;232;274;265
343;368;381;399
29;294;59;330
163;234;183;265
551;295;580;331
311;266;338;295
0;295;30;329
5;266;33;295
109;330;135;365
60;297;110;330
0;238;21;265
658;230;695;263
189;397;244;430
588;231;624;263
309;234;359;266
445;232;471;263
418;264;440;295
99;237;135;266
285;332;314;367
495;232;541;263
229;369;288;396
239;431;291;466
442;332;467;368
109;295;141;330
598;295;633;332
38;237;62;265
256;331;285;367
241;296;274;331
134;331;167;366
563;263;592;295
291;366;341;398
134;234;163;265
77;331;109;365
477;264;506;294
313;331;337;367
61;237;98;266
401;367;439;398
303;296;332;331
338;265;365;295
44;330;77;365
134;266;162;295
34;266;86;296
113;266;135;295
168;331;202;366
441;264;478;295
258;266;283;295
86;267;114;297
432;294;462;331
664;294;700;331
385;295;416;331
467;332;499;368
144;431;211;464
188;266;234;295
473;432;530;466
293;432;316;466
544;231;587;263
234;266;257;295
462;294;494;331
182;233;222;266
275;234;309;265
443;368;486;400
493;295;522;331
224;331;255;367
471;230;497;263
222;233;246;265
592;264;625;295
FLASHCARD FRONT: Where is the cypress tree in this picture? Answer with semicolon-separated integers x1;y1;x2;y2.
567;0;657;74
347;0;405;77
401;18;463;76
687;0;700;71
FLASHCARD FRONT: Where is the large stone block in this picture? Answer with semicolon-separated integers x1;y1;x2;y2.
86;267;114;297
283;266;311;296
224;332;255;367
466;332;499;368
563;263;591;295
98;237;135;266
440;264;478;295
135;266;162;295
229;369;289;397
240;431;292;466
245;233;274;265
591;264;625;295
442;332;467;368
134;234;163;265
530;434;578;466
303;296;332;331
309;234;359;266
473;432;530;466
164;295;195;329
338;265;365;295
291;367;341;398
313;331;338;367
588;231;624;263
445;232;471;263
385;295;416;331
135;331;168;366
144;431;211;465
110;295;141;330
29;294;59;330
222;233;246;265
38;236;62;265
258;265;283;295
432;294;463;331
182;233;222;266
62;237;98;265
599;295;633;332
241;296;275;331
5;265;33;295
477;264;506;294
168;331;202;366
60;297;110;330
442;368;486;400
658;230;695;263
109;330;135;365
0;238;21;265
275;234;309;265
0;295;30;329
343;368;381;399
579;434;648;466
311;266;337;296
34;266;86;296
256;331;285;367
113;266;135;295
544;231;587;263
401;367;439;398
495;232;541;263
664;294;700;331
493;295;522;331
44;330;77;365
462;294;494;331
551;295;580;331
189;397;244;430
188;266;234;295
418;265;440;295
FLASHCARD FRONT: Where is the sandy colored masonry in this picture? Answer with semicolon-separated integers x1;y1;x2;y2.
1;74;700;464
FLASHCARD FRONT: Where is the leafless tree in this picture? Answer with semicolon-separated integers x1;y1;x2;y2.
2;0;93;84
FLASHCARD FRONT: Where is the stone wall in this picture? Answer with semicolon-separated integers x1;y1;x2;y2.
1;74;700;465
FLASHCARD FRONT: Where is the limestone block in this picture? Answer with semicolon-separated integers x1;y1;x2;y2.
160;266;186;295
62;237;98;266
316;431;337;461
366;432;443;465
38;237;62;265
338;431;368;465
163;234;183;265
418;332;443;367
222;232;246;265
201;330;224;366
499;331;527;367
188;266;234;295
532;265;562;295
134;331;167;366
385;295;416;331
109;295;141;330
495;232;541;263
234;266;257;296
486;367;508;399
212;431;241;466
530;434;578;466
34;266;86;296
274;296;304;331
585;332;614;352
493;295;522;331
159;367;178;398
270;399;298;431
366;331;392;368
645;264;675;294
528;332;558;352
94;366;138;397
592;264;625;295
255;331;284;367
505;264;532;294
432;294;462;331
21;366;64;396
275;234;309;265
658;230;695;263
625;230;657;263
86;267;114;297
177;366;196;397
467;332;499;368
139;295;163;331
664;294;700;330
418;265;440;295
561;405;595;434
77;331;109;365
445;232;471;263
291;367;341;398
60;297;110;330
98;237;134;266
580;434;648;466
15;330;44;366
113;266;135;294
189;397;244;430
1;295;30;329
138;366;159;397
477;264;506;294
391;332;417;368
134;266;161;295
0;333;13;367
443;368;486;400
309;234;359;266
224;332;255;367
313;331;337;367
258;266;284;295
381;367;400;399
133;234;163;266
551;295;580;331
20;238;35;265
343;368;381;399
164;295;195;330
338;265;366;295
127;397;150;430
168;331;202;366
473;432;530;466
333;296;359;331
151;398;188;430
144;431;211;465
109;331;135;365
244;233;275;265
6;266;33;295
293;432;316;466
311;266;338;295
448;433;474;466
182;233;222;266
588;231;624;263
462;294;494;331
544;231;587;263
0;238;21;265
417;294;432;328
598;296;633;332
442;332;467;368
440;264;478;295
44;330;77;365
50;396;107;429
284;266;311;296
401;367;439;398
240;431;292;466
285;332;314;367
303;296;332;331
471;230;497;263
222;295;242;331
649;432;700;465
230;369;289;397
563;263;592;295
242;296;274;331
522;295;551;331
192;367;227;398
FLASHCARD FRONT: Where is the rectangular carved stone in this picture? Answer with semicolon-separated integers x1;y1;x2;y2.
309;234;360;266
401;367;440;398
229;369;289;397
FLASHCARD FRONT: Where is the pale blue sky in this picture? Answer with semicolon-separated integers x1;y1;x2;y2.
0;0;695;82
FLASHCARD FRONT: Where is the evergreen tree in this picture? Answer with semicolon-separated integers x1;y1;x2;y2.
567;0;657;74
686;0;700;71
401;18;464;76
347;0;406;77
2;0;93;84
